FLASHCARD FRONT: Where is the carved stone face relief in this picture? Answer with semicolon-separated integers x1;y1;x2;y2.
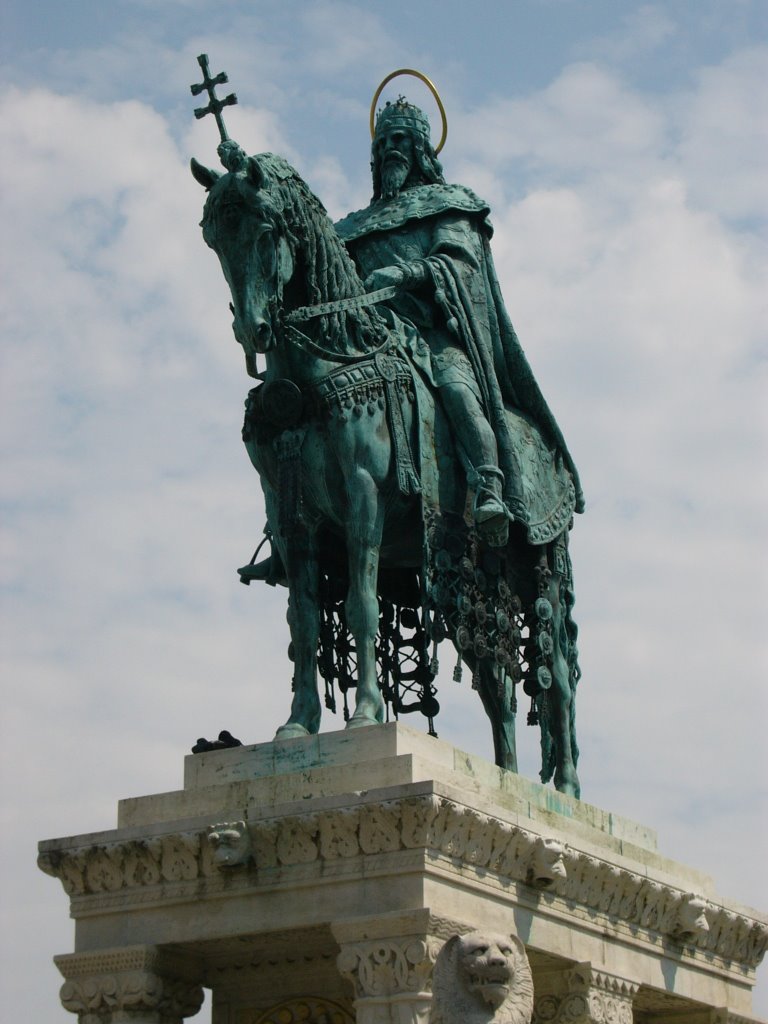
675;895;710;942
528;838;567;888
207;821;252;868
431;929;534;1024
458;934;516;1009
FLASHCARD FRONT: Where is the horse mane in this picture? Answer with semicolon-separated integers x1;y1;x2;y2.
205;153;389;357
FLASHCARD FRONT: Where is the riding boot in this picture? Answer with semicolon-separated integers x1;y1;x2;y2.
237;548;288;587
473;465;510;547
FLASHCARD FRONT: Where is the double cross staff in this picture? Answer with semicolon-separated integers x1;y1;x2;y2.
190;53;238;141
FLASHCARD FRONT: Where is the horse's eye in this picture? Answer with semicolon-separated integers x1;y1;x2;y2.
256;229;276;272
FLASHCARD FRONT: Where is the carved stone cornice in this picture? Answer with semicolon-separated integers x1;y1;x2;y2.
55;945;204;1021
533;963;638;1024
38;793;768;971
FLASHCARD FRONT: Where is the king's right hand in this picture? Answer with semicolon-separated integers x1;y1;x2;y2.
364;265;405;291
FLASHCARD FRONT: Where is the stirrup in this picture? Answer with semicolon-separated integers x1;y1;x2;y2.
237;535;287;587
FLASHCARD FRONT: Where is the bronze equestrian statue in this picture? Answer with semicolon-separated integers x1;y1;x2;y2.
191;62;584;796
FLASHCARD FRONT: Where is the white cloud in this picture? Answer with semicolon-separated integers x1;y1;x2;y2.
586;3;677;64
299;2;400;75
1;12;767;1019
454;63;668;183
674;45;768;221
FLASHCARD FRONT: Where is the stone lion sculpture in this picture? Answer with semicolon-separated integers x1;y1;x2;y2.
673;894;710;943
206;821;253;868
527;837;567;889
430;931;533;1024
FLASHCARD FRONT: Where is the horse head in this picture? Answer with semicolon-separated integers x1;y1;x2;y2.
192;148;294;362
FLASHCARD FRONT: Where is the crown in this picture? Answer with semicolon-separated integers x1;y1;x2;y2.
374;96;431;143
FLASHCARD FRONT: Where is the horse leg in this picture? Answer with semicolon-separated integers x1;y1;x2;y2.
275;529;322;738
547;578;580;798
463;652;518;772
345;473;385;729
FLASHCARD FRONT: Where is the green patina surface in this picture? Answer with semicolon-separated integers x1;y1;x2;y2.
191;73;585;798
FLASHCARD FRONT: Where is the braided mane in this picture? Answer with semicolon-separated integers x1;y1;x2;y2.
205;153;389;356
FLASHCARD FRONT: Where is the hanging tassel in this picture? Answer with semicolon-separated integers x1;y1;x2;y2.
453;650;463;683
430;638;439;677
527;696;539;726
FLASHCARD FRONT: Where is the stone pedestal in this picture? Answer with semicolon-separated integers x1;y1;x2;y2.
39;723;767;1022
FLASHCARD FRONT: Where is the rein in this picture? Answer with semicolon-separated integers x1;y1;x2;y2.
284;284;399;325
282;285;400;363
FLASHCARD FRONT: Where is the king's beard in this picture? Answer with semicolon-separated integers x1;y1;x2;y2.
380;156;410;199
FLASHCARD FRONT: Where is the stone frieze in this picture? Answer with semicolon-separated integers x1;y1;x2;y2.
38;794;768;971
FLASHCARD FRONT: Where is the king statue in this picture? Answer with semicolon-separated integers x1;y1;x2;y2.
244;94;582;585
336;96;584;537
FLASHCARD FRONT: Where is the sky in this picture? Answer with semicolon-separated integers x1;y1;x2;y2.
1;1;766;1019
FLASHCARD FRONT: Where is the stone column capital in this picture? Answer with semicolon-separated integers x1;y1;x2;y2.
332;911;453;1024
55;945;204;1023
533;962;638;1024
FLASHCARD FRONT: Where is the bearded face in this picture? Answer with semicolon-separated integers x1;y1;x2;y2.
380;156;410;197
375;126;416;198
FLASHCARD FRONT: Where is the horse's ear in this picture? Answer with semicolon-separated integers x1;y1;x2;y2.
190;157;221;191
247;155;270;192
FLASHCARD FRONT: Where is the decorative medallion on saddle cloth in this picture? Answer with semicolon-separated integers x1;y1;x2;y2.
422;510;577;740
316;566;440;737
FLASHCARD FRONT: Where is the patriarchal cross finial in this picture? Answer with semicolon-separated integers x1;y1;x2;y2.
190;53;238;142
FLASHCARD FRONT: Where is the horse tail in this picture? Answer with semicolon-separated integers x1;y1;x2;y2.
539;695;556;785
538;570;580;785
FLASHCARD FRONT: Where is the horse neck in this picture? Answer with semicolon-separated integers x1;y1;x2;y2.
263;326;341;387
283;209;379;363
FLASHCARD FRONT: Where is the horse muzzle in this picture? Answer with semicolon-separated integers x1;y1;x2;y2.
234;314;275;354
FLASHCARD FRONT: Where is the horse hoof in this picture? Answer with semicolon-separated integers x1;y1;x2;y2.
554;777;581;799
275;722;310;739
345;713;380;730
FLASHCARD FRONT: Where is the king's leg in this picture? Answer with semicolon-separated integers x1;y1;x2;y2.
438;382;509;545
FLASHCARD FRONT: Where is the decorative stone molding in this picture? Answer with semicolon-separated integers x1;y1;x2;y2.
430;931;534;1024
332;911;462;1024
532;964;638;1024
38;795;768;971
336;934;441;1024
337;936;441;999
39;832;209;896
55;945;204;1022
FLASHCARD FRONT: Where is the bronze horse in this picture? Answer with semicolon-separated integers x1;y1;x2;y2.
192;150;581;796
